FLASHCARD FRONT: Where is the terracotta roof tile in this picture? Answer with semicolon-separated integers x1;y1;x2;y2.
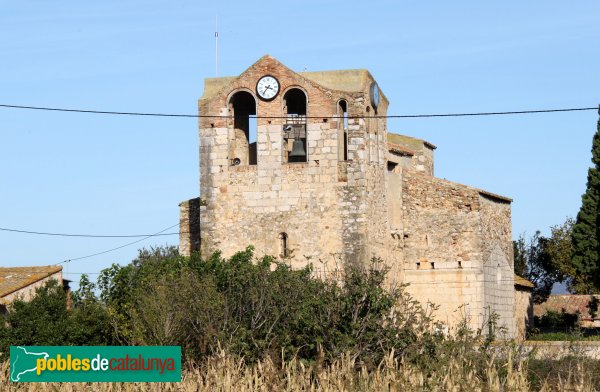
534;294;600;320
514;274;535;289
387;133;437;150
387;142;415;156
0;266;62;299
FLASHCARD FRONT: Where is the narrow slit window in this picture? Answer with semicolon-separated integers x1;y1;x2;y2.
279;232;289;258
338;100;348;161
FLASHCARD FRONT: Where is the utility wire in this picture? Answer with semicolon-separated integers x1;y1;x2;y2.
0;226;184;238
0;104;596;119
57;223;180;265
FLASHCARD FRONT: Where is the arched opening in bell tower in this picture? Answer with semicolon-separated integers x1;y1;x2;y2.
229;91;257;166
283;88;307;163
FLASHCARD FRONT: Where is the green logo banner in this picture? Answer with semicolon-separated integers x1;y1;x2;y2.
9;346;181;382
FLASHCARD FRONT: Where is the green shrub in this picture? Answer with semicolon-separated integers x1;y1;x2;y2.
0;279;113;355
97;246;445;366
534;309;579;333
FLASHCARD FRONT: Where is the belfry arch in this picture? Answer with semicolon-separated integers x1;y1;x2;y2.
229;90;257;166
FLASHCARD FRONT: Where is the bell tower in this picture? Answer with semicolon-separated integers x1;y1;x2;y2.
184;55;390;270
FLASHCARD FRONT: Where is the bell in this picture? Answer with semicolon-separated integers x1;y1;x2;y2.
289;140;306;157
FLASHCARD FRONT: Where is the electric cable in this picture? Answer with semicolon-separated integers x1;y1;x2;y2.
56;223;180;264
0;226;183;238
0;103;596;119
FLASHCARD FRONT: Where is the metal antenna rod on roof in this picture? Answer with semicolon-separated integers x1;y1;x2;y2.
215;16;219;78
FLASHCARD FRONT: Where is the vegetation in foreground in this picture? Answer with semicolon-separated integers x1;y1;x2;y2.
0;351;598;391
0;246;599;390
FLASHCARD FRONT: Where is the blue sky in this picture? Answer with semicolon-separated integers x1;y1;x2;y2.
1;1;599;288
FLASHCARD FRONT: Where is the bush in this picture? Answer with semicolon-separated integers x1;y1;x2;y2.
97;246;445;366
534;310;579;333
0;279;113;356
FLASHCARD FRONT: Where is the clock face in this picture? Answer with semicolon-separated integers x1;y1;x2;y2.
370;82;380;110
256;75;280;101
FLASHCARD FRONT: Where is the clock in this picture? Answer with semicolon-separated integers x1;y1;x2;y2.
369;82;380;110
256;75;280;101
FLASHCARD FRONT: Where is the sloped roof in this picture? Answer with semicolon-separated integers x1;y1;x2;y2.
299;69;371;93
0;266;62;299
514;274;535;289
202;71;371;100
200;55;383;101
534;294;600;320
202;77;236;99
387;133;437;151
388;142;415;156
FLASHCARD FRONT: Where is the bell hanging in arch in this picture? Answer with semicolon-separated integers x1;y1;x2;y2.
289;140;306;157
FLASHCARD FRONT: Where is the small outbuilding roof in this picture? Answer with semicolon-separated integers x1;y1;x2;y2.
514;274;535;289
387;133;437;151
0;266;62;299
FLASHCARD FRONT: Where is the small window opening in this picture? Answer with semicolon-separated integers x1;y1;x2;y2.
458;261;462;269
387;161;398;172
338;100;348;161
431;262;435;269
229;91;257;165
416;262;421;269
283;89;307;163
279;232;289;258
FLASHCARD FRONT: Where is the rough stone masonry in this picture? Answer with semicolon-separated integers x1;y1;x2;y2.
179;55;519;338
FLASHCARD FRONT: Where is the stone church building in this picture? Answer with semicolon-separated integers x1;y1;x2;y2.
179;55;518;337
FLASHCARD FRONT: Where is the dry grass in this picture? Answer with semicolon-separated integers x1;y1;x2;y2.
0;350;595;391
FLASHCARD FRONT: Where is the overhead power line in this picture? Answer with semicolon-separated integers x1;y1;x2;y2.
0;103;596;119
57;223;180;265
0;226;182;238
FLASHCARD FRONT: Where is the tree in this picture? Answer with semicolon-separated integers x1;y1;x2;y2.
513;218;576;302
514;231;556;303
572;107;600;293
546;218;577;291
0;279;114;356
96;246;441;365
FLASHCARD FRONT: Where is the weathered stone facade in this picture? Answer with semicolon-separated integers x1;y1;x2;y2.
179;55;519;337
514;276;534;340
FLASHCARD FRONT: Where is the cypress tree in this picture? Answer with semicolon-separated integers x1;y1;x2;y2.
572;106;600;293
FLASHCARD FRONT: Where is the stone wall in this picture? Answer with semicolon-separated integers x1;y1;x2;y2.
386;134;435;176
515;287;533;340
479;193;515;337
181;55;518;338
399;171;487;330
179;197;201;256
196;55;390;270
396;172;515;335
522;341;600;359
